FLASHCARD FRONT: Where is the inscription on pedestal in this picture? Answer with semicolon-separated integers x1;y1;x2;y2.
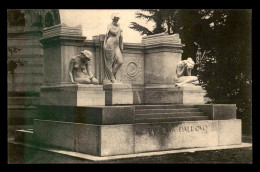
135;121;219;153
136;124;209;135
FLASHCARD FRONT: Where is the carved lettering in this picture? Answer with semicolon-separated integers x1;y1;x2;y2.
139;124;208;135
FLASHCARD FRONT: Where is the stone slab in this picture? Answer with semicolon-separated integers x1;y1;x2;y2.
105;90;133;105
41;83;104;91
103;83;133;105
183;90;206;104
178;86;206;104
9;142;251;162
37;105;135;125
33;118;242;157
33;119;135;156
134;120;219;153
144;85;206;104
40;84;105;106
195;104;237;120
144;86;182;104
103;83;132;90
218;119;242;146
100;125;135;156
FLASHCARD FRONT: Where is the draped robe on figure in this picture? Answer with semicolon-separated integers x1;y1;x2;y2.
103;23;123;83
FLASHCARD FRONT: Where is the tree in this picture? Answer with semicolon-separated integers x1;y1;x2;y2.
129;9;176;35
130;9;252;131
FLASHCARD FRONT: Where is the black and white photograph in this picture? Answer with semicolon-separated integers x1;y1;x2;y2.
7;9;252;164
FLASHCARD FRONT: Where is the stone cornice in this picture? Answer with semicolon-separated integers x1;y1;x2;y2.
40;23;85;47
40;35;86;48
144;43;183;49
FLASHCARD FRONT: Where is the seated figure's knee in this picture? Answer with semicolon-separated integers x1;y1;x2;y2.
91;78;99;85
117;60;123;66
81;78;91;84
191;76;198;81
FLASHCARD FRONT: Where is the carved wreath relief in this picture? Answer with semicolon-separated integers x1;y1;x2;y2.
121;57;144;82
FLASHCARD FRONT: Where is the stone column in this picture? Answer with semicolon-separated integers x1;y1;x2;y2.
143;33;183;86
142;33;184;104
92;34;106;84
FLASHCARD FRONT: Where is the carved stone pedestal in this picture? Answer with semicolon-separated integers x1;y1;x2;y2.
179;86;206;104
144;85;206;104
40;83;105;106
144;85;182;104
103;83;133;105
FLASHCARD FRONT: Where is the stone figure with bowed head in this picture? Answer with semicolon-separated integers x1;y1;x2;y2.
175;57;199;87
68;50;99;85
103;13;124;84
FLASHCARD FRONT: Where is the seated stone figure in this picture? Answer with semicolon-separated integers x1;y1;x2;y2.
175;57;199;87
69;50;99;85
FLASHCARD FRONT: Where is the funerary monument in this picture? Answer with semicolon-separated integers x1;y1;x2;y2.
13;12;244;160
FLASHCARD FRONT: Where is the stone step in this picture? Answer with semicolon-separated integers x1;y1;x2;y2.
135;116;210;123
135;112;205;119
8;104;38;110
8;125;33;131
135;108;201;114
135;104;195;110
14;129;34;143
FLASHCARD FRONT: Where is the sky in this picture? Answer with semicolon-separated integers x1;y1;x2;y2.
59;9;154;43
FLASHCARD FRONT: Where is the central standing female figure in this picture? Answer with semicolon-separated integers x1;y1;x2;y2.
103;13;123;84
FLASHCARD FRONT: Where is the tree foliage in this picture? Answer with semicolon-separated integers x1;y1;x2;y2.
7;9;25;27
130;9;252;124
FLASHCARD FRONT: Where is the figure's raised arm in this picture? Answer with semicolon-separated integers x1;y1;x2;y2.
86;62;93;79
176;62;187;78
119;29;123;50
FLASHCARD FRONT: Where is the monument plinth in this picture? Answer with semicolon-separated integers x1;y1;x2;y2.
179;86;206;104
40;83;105;106
103;83;133;105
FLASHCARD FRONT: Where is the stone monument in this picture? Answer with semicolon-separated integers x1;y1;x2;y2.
13;14;244;161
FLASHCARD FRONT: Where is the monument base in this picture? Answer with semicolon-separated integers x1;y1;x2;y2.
40;83;105;106
103;83;133;105
8;141;251;162
32;118;241;157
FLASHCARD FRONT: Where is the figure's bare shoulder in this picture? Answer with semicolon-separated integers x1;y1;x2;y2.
107;23;113;28
70;55;80;62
